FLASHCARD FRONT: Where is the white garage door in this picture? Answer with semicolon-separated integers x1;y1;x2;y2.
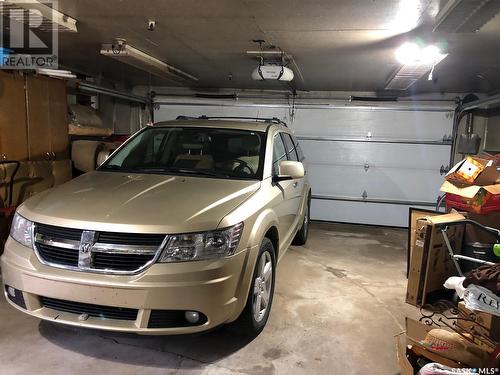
154;99;454;227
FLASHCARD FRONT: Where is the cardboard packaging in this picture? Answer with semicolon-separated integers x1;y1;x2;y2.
406;212;465;307
445;156;499;187
441;180;500;214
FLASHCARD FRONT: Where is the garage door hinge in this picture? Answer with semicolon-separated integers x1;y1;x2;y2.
364;162;370;172
362;190;368;199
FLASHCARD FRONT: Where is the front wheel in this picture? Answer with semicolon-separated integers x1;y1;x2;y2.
292;196;310;246
234;238;276;336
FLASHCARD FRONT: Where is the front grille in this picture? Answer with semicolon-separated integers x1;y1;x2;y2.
34;223;166;273
148;310;208;328
40;296;138;321
93;252;156;271
37;243;79;267
98;232;166;246
37;224;83;241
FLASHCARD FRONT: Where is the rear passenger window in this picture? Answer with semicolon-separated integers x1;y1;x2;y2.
282;133;298;161
292;136;305;161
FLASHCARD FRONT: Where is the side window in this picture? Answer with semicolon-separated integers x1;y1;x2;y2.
282;133;298;161
291;135;305;161
272;133;287;175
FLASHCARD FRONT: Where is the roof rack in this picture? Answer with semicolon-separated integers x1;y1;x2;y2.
176;115;288;127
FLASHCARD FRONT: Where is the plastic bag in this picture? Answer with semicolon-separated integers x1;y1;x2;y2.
443;276;466;298
463;284;500;317
418;363;475;375
444;276;500;317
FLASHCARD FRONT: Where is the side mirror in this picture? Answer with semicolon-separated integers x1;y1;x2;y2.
274;160;305;182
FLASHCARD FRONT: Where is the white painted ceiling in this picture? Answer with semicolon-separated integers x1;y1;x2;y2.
51;0;500;93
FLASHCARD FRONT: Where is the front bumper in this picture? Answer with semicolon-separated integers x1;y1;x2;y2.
1;237;255;334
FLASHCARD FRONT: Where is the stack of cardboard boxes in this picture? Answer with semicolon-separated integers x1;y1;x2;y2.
0;71;72;247
399;155;500;373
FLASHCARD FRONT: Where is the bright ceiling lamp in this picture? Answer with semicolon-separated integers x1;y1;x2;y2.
395;42;420;65
386;42;448;90
395;42;447;65
100;40;198;83
0;0;77;32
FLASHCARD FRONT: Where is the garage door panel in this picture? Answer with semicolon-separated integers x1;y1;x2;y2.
300;140;450;169
155;104;289;123
311;199;433;227
309;165;442;202
293;108;452;140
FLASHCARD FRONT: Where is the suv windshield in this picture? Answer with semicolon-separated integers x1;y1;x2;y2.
100;126;266;180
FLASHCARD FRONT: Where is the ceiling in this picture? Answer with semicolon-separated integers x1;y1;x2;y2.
48;0;500;93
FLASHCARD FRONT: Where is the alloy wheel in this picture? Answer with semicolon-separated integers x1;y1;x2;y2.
252;251;273;323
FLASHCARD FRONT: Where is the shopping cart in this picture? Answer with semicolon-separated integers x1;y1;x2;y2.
436;219;500;277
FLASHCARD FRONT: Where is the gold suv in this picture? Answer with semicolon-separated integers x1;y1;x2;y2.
2;117;310;336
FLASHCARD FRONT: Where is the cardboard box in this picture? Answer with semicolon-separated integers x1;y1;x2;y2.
458;301;500;342
441;180;500;214
406;212;465;306
445;156;499;187
407;208;441;277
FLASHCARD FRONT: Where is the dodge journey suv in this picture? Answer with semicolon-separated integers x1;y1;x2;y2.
2;117;310;336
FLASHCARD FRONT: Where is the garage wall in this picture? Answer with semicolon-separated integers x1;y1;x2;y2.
154;98;454;227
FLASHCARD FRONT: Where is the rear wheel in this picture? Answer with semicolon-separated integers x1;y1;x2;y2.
234;238;276;336
293;196;310;245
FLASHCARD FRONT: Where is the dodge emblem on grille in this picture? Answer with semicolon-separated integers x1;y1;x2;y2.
78;231;98;269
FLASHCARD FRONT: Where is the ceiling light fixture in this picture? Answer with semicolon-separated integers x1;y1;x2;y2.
100;40;198;82
395;42;447;65
36;68;76;79
386;42;448;90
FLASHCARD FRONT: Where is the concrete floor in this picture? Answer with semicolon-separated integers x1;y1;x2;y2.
0;222;417;375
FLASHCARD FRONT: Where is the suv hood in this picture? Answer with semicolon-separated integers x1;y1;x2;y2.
19;171;261;233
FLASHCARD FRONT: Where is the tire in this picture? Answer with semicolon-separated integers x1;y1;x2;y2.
292;195;310;246
234;237;276;337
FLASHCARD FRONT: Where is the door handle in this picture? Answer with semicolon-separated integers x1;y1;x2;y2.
293;181;298;188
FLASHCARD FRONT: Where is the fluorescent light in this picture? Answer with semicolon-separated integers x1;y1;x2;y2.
100;42;198;82
37;68;76;78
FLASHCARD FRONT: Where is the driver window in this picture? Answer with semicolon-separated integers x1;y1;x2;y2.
272;133;287;175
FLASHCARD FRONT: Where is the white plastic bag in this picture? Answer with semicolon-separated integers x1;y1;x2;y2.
443;276;466;298
463;284;500;317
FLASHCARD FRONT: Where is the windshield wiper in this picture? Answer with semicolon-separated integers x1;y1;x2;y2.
165;168;230;177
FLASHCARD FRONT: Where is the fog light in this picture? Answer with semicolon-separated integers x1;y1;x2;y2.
185;311;199;323
7;286;16;298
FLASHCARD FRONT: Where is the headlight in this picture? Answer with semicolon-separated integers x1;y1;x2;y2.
159;222;244;262
10;212;34;248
